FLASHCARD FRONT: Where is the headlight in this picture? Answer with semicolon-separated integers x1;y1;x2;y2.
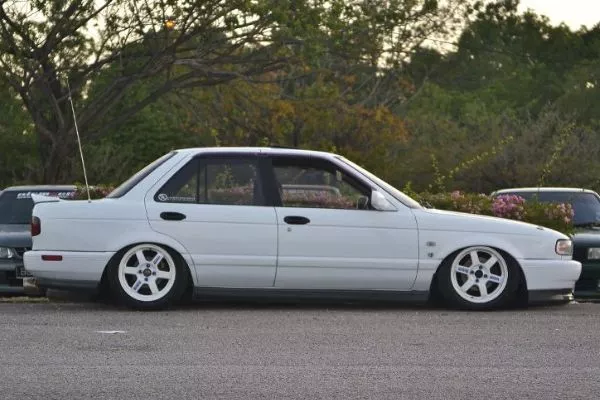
588;248;600;259
555;239;573;256
0;247;14;259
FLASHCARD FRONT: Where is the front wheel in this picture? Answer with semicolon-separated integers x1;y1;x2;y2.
108;243;188;310
437;246;520;310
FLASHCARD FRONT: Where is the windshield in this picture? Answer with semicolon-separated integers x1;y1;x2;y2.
497;191;600;226
107;151;177;198
336;156;422;209
0;190;74;224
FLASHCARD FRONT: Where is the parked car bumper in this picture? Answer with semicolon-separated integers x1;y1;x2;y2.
23;250;113;292
573;261;600;296
0;258;31;293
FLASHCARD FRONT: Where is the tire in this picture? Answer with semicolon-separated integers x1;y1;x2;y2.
107;243;188;310
437;246;520;310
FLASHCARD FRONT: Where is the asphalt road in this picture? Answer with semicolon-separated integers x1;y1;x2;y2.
1;299;599;399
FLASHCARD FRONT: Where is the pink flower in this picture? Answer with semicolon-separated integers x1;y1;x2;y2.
492;194;526;219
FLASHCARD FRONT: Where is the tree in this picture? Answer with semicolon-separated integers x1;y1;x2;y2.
0;0;299;183
431;0;600;116
0;81;36;186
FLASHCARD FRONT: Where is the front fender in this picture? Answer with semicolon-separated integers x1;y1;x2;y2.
431;233;526;262
411;231;527;291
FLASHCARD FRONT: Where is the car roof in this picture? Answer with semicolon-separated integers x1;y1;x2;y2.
173;146;337;158
2;185;77;192
492;187;598;195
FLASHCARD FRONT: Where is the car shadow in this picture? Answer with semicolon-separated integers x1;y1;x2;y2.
27;289;579;313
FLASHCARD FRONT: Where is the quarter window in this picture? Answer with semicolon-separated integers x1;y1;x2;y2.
271;157;370;210
155;157;263;206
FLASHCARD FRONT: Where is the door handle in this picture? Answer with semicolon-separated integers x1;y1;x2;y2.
284;216;310;225
160;211;186;221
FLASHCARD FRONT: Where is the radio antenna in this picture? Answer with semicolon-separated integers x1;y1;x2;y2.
65;76;91;203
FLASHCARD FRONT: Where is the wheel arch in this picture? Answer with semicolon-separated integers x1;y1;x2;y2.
428;243;528;305
98;239;196;296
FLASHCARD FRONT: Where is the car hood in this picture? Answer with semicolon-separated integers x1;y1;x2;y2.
414;208;563;237
0;224;32;247
571;228;600;246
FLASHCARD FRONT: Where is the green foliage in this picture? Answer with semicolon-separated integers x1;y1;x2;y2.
0;82;37;186
537;122;575;187
0;0;600;202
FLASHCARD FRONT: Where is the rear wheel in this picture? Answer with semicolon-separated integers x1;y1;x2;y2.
108;243;188;310
437;246;520;310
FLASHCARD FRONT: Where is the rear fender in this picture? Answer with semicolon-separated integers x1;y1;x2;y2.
105;230;198;286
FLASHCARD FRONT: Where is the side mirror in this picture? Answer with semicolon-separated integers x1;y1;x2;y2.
370;190;397;211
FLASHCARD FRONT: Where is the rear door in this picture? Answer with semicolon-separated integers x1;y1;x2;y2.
145;153;278;288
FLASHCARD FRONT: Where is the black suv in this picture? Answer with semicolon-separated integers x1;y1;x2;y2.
492;187;600;297
0;185;76;294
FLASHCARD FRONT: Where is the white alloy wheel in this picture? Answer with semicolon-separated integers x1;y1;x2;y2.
117;244;177;303
449;246;509;304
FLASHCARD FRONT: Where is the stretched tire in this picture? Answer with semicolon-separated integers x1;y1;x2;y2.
437;246;520;310
107;243;188;310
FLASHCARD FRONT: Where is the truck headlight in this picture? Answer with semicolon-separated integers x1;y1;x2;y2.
555;239;573;256
587;248;600;259
0;247;14;259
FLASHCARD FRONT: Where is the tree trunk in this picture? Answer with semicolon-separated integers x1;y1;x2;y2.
38;127;76;184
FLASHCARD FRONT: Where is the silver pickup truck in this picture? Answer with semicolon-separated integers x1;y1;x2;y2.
0;185;75;294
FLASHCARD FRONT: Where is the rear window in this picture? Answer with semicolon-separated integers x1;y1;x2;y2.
107;151;177;198
0;190;74;224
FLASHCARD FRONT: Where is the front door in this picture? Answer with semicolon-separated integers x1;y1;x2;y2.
145;154;278;288
268;155;419;290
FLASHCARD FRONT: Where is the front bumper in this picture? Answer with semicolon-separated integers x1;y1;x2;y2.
528;289;574;304
0;258;30;293
573;261;600;296
520;259;581;291
578;260;600;279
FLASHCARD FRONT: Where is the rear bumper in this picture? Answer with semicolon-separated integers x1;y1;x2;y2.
520;259;581;291
34;277;99;293
23;250;113;285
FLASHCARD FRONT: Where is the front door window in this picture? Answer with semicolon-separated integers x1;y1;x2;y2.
271;157;370;210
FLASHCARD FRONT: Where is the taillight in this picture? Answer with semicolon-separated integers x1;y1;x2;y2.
31;216;41;236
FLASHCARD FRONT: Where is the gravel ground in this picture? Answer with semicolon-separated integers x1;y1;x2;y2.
1;299;599;399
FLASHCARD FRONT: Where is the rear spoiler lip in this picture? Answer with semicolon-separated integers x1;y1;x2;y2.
31;193;63;205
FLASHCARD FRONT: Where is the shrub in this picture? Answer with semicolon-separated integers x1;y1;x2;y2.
72;184;114;200
414;191;574;234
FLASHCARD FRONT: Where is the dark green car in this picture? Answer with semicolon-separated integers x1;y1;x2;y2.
492;188;600;297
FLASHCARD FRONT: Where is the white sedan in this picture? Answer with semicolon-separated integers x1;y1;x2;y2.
24;147;581;310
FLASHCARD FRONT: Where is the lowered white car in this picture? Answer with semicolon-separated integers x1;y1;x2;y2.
24;147;581;310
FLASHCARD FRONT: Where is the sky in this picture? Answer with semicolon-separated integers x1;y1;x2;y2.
518;0;600;29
